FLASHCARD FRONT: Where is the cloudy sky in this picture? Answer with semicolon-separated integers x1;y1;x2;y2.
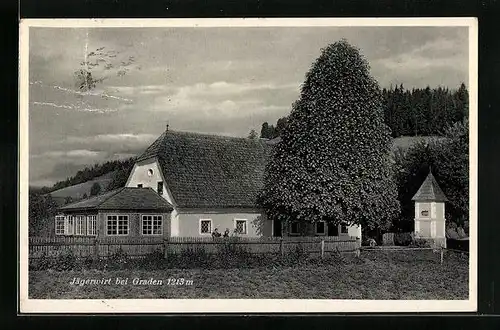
28;25;469;187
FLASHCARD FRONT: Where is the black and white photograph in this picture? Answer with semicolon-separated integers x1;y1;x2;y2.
19;18;477;313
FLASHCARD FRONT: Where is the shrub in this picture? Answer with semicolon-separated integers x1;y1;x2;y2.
172;247;211;269
140;249;165;270
82;255;97;270
382;233;395;246
29;252;53;271
106;247;130;270
394;232;413;246
215;242;254;268
410;238;432;248
53;249;77;271
283;243;309;265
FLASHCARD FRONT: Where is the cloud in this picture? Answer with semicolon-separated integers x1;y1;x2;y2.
175;81;298;97
63;133;157;155
107;81;298;99
31;149;105;159
147;81;298;119
31;81;133;102
375;37;467;72
32;101;119;114
67;133;157;144
107;84;175;96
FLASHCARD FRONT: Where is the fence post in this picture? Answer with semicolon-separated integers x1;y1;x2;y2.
356;237;361;257
163;239;168;259
320;239;325;259
93;238;99;259
440;248;444;265
280;238;284;258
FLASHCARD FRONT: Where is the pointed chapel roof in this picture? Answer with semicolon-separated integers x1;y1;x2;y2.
411;171;448;202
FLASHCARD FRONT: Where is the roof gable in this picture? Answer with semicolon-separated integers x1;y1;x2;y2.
411;172;448;202
136;130;271;208
59;187;173;211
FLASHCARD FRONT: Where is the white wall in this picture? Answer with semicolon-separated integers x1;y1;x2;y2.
347;224;362;240
126;157;181;236
170;209;180;237
126;157;174;205
414;201;446;239
178;210;270;237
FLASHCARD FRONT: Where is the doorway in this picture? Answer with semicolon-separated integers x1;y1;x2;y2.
327;222;339;236
273;219;282;237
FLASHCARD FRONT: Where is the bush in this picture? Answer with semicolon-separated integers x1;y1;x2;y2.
140;249;165;270
106;248;131;270
29;252;53;271
410;238;432;248
215;242;253;268
54;250;78;271
283;243;309;265
394;232;413;246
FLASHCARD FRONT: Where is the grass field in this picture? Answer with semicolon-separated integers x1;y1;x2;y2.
28;250;469;300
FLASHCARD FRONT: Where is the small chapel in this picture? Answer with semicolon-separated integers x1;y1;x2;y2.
411;169;449;248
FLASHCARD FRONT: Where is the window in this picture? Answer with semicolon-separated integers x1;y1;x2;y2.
107;215;129;236
55;215;65;235
87;215;97;236
421;210;429;217
340;224;348;234
200;219;212;235
157;181;163;195
147;169;154;176
142;215;163;235
65;216;74;235
234;219;248;234
74;215;85;236
315;221;326;235
290;222;300;235
137;184;143;188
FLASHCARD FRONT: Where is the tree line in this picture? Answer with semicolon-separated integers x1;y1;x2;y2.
258;84;468;139
43;157;136;194
29;157;137;235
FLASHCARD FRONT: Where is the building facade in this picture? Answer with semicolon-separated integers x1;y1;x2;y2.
55;187;173;240
124;129;361;239
55;129;362;240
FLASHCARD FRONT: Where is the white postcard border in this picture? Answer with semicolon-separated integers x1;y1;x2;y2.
19;17;478;313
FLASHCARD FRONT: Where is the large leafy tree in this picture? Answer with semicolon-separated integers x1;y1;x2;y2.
260;39;400;232
436;119;469;224
29;191;58;236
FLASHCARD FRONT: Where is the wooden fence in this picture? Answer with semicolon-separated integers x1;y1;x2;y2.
165;236;361;257
29;236;164;259
29;235;361;259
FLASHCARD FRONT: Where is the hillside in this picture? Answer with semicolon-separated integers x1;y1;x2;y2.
47;171;116;205
391;135;448;153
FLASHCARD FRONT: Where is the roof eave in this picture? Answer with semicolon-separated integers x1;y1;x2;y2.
412;198;448;202
58;206;99;212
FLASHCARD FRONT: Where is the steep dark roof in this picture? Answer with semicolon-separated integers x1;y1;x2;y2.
59;187;174;211
136;130;271;209
411;172;448;202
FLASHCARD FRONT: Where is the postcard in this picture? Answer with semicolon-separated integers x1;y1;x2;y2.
19;17;477;313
